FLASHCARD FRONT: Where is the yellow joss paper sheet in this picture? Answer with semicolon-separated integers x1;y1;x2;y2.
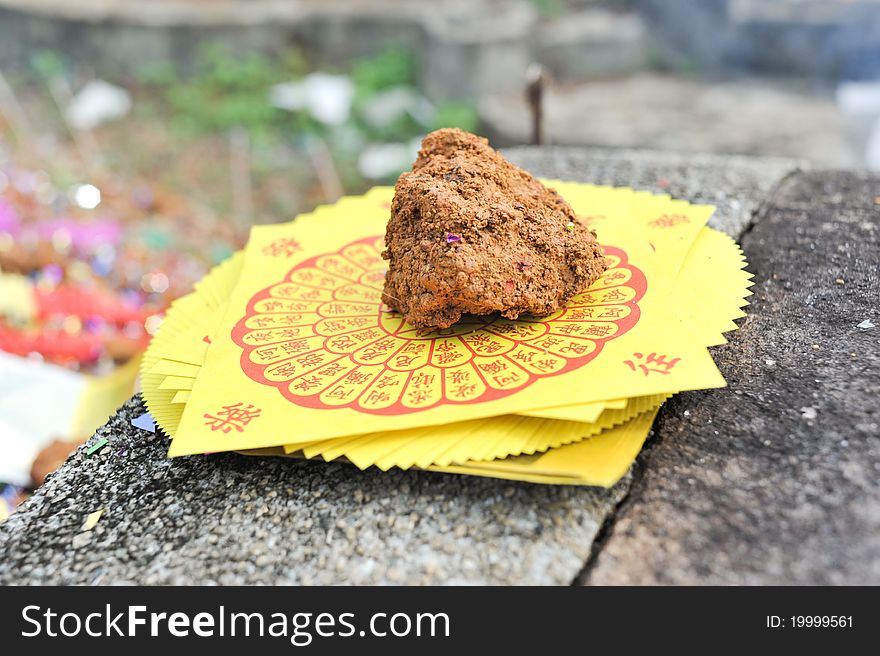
144;217;748;434
294;392;667;470
429;407;661;486
167;186;731;457
239;408;660;488
148;185;720;426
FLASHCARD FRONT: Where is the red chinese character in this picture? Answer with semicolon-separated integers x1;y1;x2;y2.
478;361;507;375
449;370;470;385
394;354;419;367
561;341;591;355
282;339;309;354
330;262;356;278
358;339;395;361
296;353;325;368
364;390;391;405
270;361;300;378
534;337;562;349
323;320;347;333
533;358;558;372
375;375;400;389
372;338;397;351
451;383;478;398
411;372;436;388
407;390;432;405
493;372;521;387
203;403;261;433
601;289;627;302
436;350;461;364
466;334;492;349
582;324;613;337
317;363;346;377
648;214;690;229
512;326;539;338
252;316;275;328
345;370;372;385
326;385;354;400
511;349;534;362
262;238;303;257
330;336;357;350
293;375;323;391
255;347;279;361
567;308;594;320
359;349;385;361
624;352;681;376
602;270;627;284
466;334;503;353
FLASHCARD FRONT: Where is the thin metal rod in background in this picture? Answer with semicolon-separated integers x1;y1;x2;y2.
228;126;254;230
526;63;545;146
306;135;343;204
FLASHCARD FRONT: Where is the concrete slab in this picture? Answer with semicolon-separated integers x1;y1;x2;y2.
584;170;880;585
0;148;804;584
507;146;804;237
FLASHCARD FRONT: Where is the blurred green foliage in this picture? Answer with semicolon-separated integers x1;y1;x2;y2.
133;44;477;147
27;44;479;196
136;44;313;139
351;48;416;98
30;51;66;79
527;0;564;18
433;102;479;133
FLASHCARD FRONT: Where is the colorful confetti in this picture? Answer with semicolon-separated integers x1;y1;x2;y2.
131;412;156;433
86;437;109;456
81;508;104;531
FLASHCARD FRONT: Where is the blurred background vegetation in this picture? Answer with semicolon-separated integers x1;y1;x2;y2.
12;44;479;226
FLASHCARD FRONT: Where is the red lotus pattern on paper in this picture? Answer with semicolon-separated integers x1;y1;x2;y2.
233;236;647;415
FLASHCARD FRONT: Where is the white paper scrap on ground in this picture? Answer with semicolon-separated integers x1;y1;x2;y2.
0;351;85;484
66;80;132;131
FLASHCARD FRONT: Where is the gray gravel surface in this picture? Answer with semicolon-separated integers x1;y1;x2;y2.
0;396;629;585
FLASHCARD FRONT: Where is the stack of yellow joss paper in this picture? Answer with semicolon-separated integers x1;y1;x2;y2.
141;182;752;487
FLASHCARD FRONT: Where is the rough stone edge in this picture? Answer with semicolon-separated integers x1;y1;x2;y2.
567;165;806;585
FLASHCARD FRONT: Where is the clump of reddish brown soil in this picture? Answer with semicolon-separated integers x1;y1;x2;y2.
381;128;608;331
